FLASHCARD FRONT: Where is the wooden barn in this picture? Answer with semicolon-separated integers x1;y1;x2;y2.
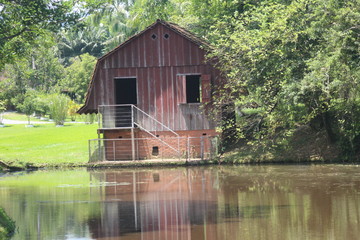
78;20;222;161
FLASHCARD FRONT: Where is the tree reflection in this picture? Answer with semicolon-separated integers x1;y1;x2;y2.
88;166;360;240
1;166;360;239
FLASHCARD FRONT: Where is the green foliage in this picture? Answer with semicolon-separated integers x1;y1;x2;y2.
129;0;175;29
0;0;78;70
85;113;97;124
48;94;70;125
90;0;135;51
3;37;65;108
0;170;102;240
0;100;5;125
18;91;37;125
60;53;97;103
29;39;65;91
33;94;50;117
210;0;360;156
57;26;107;65
0;207;15;239
68;100;82;121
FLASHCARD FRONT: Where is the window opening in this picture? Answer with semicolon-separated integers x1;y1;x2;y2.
151;33;157;40
152;146;159;156
164;33;169;39
186;75;201;103
153;173;160;182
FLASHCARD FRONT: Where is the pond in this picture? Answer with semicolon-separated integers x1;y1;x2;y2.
1;165;360;240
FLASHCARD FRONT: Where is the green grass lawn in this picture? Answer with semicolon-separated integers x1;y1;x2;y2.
3;112;95;123
0;123;98;167
2;112;49;122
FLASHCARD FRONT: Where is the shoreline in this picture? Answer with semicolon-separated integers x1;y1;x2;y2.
1;157;359;173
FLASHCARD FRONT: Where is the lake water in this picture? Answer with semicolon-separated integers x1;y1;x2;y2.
1;165;360;240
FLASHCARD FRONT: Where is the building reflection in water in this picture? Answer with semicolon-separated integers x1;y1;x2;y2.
88;168;222;240
88;166;360;240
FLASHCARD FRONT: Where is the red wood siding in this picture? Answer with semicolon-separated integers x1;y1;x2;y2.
83;22;220;130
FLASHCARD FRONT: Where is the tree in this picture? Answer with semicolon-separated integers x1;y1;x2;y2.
89;0;135;51
57;26;107;65
60;53;97;103
34;93;50;118
68;100;81;121
0;0;109;70
18;91;36;125
0;100;5;125
3;37;65;105
129;0;175;30
0;0;75;69
209;0;360;155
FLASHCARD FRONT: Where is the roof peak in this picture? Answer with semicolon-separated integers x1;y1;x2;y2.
98;20;210;62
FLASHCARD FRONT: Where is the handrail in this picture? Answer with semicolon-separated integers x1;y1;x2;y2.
99;104;134;107
135;124;180;154
97;104;181;156
131;105;179;137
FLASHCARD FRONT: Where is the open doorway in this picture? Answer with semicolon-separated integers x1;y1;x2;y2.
114;78;137;127
186;75;201;103
115;78;137;104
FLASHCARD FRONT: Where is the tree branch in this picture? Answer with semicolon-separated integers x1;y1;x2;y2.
0;27;30;41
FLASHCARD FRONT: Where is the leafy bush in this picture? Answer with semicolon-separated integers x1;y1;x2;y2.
0;100;5;125
34;94;50;117
48;94;70;125
68;100;81;121
18;91;36;125
85;113;97;124
0;207;16;239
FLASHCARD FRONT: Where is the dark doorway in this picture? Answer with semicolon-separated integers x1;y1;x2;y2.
186;75;201;103
115;78;137;104
114;78;137;127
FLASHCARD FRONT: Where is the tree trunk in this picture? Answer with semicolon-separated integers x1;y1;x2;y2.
322;111;336;143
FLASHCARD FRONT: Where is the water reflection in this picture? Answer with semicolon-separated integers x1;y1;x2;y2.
0;165;360;239
88;169;219;239
87;166;360;240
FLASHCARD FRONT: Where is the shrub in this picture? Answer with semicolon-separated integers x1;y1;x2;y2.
68;100;81;121
0;100;5;125
48;94;70;125
0;207;16;239
18;92;36;125
34;94;50;118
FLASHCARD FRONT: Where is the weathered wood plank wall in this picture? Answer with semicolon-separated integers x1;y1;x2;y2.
85;23;219;130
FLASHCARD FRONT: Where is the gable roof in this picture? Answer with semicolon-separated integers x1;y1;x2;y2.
98;19;210;62
78;20;211;114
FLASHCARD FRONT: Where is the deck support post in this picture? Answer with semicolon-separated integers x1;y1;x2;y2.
88;140;91;162
131;105;136;161
201;136;204;161
178;137;180;160
113;141;116;161
131;128;135;161
187;137;190;162
133;171;138;229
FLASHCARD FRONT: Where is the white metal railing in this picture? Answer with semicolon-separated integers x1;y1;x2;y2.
98;105;178;135
132;105;179;137
88;136;219;162
98;104;134;129
98;104;180;154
